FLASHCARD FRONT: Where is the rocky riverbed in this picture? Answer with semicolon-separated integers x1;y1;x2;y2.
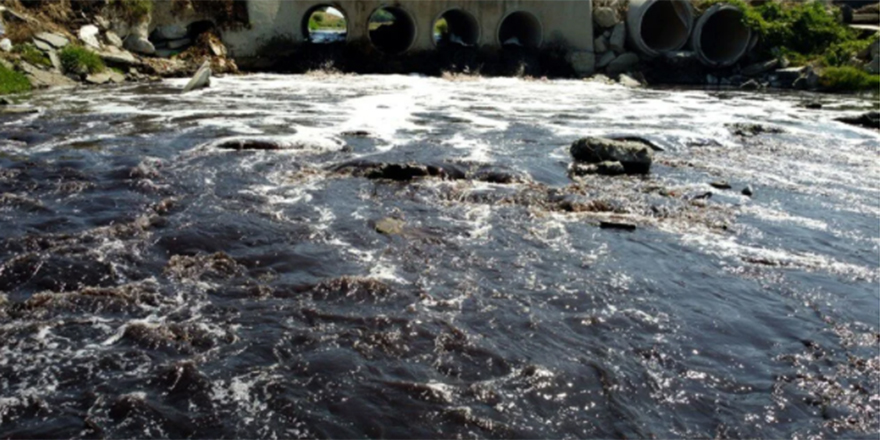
0;74;877;438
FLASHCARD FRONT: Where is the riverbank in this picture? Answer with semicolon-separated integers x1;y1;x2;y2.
0;0;878;97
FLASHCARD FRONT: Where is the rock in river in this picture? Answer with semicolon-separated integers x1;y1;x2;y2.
182;61;211;93
570;137;653;174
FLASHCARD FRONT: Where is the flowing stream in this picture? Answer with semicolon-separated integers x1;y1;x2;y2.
0;74;878;438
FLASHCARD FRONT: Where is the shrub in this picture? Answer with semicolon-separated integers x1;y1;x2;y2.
13;44;51;68
820;66;880;92
0;64;32;95
700;0;871;67
59;45;105;74
110;0;153;23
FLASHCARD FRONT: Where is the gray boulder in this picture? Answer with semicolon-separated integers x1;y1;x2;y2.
154;24;188;41
597;51;616;69
124;35;155;55
182;61;212;93
570;137;653;174
594;36;608;54
608;23;626;53
606;52;639;76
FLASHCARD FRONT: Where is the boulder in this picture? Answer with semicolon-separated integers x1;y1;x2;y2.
594;36;608;54
153;24;188;41
34;32;69;48
836;112;879;130
124;35;155;55
79;25;101;49
742;186;754;197
182;61;212;93
609;23;626;53
0;38;11;52
606;52;639;76
567;50;596;77
375;218;405;235
105;31;124;48
99;48;139;66
594;7;619;28
570;137;653;174
108;70;126;83
597;51;616;69
95;15;111;30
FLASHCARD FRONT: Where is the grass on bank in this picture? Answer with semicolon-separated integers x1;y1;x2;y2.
59;45;105;74
109;0;153;23
0;63;32;95
699;0;880;92
13;43;51;68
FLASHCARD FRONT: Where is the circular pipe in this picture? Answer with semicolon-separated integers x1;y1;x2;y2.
497;11;543;48
433;8;480;47
301;5;349;44
368;6;417;54
692;4;753;67
627;0;695;57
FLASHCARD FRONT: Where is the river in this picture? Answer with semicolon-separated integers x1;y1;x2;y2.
0;74;878;438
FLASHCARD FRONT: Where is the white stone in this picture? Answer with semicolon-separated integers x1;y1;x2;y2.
105;31;124;48
99;49;138;66
0;38;11;52
609;23;626;53
79;25;101;49
86;72;112;84
618;74;642;88
182;61;212;92
95;15;110;30
33;38;53;52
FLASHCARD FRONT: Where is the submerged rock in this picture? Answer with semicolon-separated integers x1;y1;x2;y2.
742;186;754;197
726;123;785;137
836;112;879;130
375;217;405;235
182;61;211;93
710;181;732;190
599;221;637;231
570;137;653;174
214;139;284;151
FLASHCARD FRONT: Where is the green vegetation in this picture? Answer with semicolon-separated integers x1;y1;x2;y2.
820;66;880;92
110;0;153;23
434;18;448;36
700;0;879;92
59;45;105;74
13;44;51;68
0;63;32;95
308;10;346;31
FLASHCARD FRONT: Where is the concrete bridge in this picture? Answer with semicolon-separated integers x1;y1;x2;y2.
223;1;596;71
206;0;757;75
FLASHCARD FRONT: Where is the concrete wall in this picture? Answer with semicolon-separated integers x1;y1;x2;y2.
222;0;593;57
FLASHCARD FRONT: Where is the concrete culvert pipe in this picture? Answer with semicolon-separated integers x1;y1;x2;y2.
692;4;752;67
369;6;417;54
627;0;694;57
498;11;543;48
434;9;480;47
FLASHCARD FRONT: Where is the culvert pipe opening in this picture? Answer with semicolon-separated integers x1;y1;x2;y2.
628;0;694;56
369;7;416;54
498;11;542;48
693;5;752;67
302;5;348;44
434;9;480;47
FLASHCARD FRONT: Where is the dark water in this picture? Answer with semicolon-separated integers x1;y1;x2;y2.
0;74;878;438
